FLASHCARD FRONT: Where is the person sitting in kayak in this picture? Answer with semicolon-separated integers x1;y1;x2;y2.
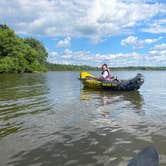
98;64;111;81
98;64;121;82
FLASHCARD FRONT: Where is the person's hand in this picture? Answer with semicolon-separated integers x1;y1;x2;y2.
98;76;104;81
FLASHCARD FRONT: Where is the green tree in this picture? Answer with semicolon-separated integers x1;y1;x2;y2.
24;38;48;64
0;24;10;30
0;24;48;73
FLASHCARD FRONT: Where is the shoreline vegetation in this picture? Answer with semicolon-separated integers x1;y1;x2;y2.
0;24;165;73
46;63;166;71
0;24;48;73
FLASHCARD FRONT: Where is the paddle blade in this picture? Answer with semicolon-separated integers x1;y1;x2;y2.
80;71;96;80
127;146;159;166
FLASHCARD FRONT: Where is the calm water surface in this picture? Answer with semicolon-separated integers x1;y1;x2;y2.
0;71;166;166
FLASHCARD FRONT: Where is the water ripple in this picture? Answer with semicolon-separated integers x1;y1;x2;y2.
0;71;166;166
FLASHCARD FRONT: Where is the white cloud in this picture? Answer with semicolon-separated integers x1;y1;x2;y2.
145;43;166;65
49;51;57;58
58;49;140;66
56;37;71;48
121;36;138;48
153;43;166;50
61;49;73;59
121;36;162;49
47;51;58;63
142;18;166;34
149;43;166;56
153;55;166;62
59;61;71;65
0;0;165;41
47;47;166;66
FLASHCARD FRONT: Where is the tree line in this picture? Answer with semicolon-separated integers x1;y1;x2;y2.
46;64;166;71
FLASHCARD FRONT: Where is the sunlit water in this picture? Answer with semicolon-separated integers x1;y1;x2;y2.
0;71;166;166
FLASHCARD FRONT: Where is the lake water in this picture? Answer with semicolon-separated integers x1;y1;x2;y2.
0;71;166;166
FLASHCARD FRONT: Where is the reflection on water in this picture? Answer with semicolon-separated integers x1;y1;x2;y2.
81;89;144;120
80;89;147;139
80;89;144;109
0;71;166;166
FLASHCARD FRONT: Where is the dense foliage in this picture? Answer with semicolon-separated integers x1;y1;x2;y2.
0;24;48;73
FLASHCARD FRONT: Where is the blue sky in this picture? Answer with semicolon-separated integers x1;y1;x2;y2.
0;0;165;67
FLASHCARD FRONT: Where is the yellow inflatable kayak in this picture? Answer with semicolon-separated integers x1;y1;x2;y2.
80;71;144;91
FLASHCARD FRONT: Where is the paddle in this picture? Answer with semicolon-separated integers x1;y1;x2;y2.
79;76;99;81
85;76;98;80
127;146;159;166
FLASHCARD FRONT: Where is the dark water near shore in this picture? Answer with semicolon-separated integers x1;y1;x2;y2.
0;71;166;166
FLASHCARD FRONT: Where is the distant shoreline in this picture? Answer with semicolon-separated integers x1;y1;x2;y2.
47;68;166;71
1;63;166;74
46;63;166;71
109;66;166;71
